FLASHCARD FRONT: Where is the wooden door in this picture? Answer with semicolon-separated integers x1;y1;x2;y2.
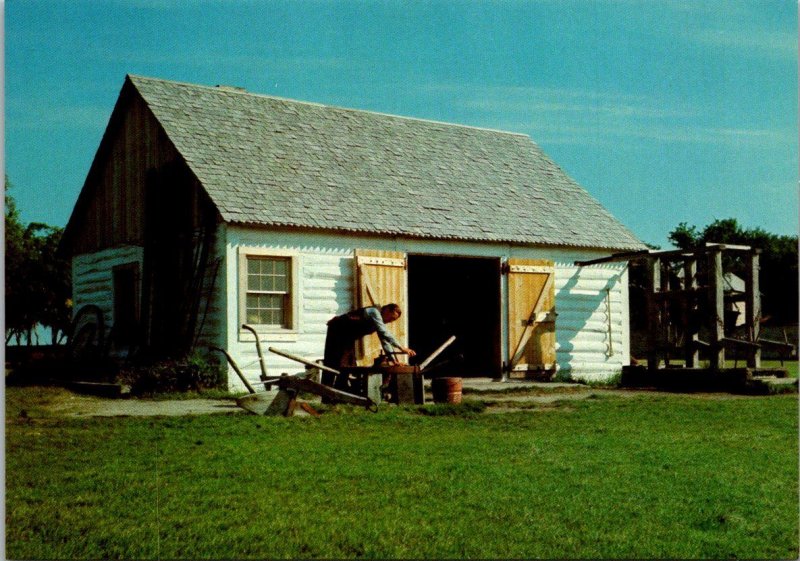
507;258;556;378
354;249;408;366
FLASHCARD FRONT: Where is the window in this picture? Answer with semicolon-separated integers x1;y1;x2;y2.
238;248;299;336
245;256;290;326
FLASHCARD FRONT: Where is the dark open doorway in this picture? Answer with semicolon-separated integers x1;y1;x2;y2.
408;255;501;377
113;263;140;347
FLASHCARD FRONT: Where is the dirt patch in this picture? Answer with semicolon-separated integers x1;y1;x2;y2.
5;383;776;420
5;386;242;418
64;398;242;417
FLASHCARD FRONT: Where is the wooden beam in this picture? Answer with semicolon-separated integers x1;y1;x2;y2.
419;335;457;371
574;250;650;266
267;347;342;375
744;250;761;368
705;242;753;252
646;257;661;371
574;243;752;267
758;338;796;352
721;337;761;349
683;257;699;368
707;249;725;369
652;288;706;301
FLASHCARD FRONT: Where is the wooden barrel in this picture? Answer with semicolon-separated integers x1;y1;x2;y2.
431;377;462;404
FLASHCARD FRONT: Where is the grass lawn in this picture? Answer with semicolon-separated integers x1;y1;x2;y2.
645;359;798;378
5;388;799;559
767;359;799;378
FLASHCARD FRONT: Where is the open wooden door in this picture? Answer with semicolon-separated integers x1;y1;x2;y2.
507;258;556;378
354;249;408;366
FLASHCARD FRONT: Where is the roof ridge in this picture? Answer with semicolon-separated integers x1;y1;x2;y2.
126;73;532;140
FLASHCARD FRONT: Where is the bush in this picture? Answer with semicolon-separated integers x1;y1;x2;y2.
119;352;225;396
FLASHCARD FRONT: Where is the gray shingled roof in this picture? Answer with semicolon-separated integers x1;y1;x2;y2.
129;75;644;250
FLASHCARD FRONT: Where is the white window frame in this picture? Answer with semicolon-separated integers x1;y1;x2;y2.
238;247;301;341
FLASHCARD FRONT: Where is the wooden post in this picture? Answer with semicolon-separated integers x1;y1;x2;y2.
683;257;699;368
744;250;761;368
646;257;661;371
707;249;725;370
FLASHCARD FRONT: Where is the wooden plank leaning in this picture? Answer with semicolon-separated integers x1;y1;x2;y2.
267;346;342;376
419;335;457;371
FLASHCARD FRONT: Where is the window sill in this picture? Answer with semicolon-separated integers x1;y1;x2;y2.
238;328;300;343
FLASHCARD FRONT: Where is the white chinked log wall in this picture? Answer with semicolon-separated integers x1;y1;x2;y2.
71;233;226;354
72;245;144;338
552;263;629;383
223;226;631;392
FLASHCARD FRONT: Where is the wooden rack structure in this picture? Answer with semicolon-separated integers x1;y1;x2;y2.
577;243;793;375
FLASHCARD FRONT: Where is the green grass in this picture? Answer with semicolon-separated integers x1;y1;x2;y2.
738;359;797;378
647;359;798;377
5;388;799;559
730;359;797;375
768;359;799;378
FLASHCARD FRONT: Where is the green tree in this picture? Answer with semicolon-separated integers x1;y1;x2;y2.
5;177;72;344
668;218;798;325
667;221;700;250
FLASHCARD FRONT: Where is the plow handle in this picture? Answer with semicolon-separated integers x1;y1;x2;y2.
210;346;256;394
241;324;269;379
267;346;342;376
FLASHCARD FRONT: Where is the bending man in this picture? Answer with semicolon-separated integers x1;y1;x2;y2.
323;303;416;371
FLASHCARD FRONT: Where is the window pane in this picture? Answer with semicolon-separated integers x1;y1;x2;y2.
247;269;258;291
247;259;259;275
272;271;287;292
273;259;287;277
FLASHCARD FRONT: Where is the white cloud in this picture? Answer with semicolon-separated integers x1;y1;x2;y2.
490;115;794;149
422;83;696;119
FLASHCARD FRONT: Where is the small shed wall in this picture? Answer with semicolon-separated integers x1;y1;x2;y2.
70;224;227;355
72;245;145;336
224;226;630;391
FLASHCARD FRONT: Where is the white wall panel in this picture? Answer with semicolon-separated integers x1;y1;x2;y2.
222;226;632;389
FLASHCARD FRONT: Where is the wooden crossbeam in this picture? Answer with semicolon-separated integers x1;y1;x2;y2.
576;243;757;267
721;337;761;349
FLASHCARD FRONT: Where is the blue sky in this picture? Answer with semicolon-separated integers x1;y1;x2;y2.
4;0;798;248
